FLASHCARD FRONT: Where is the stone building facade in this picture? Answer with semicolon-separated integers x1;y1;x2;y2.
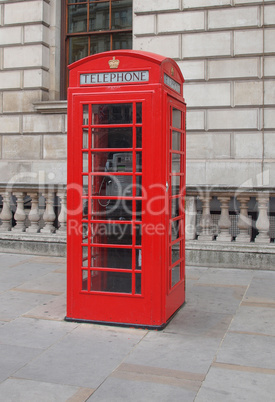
0;0;274;267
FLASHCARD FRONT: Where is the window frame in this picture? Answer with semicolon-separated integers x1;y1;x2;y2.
61;0;133;99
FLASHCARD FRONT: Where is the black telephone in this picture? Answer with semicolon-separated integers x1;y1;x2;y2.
105;153;133;197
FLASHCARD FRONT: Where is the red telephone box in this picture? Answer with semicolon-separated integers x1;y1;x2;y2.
67;50;186;329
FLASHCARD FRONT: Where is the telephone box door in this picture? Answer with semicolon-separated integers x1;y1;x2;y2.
165;96;186;320
67;91;162;326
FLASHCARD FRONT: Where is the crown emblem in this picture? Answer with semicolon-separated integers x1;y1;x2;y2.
171;67;174;76
108;56;120;69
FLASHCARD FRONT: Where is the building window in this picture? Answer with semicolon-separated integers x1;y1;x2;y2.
61;0;133;98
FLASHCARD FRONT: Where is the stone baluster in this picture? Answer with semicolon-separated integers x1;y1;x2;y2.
197;193;214;241
57;190;67;234
255;194;270;244
216;196;232;242
26;192;40;233
12;192;26;232
185;196;197;240
41;192;56;234
0;192;12;232
236;196;251;243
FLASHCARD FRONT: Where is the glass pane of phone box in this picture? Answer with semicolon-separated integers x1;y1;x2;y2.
92;104;132;125
88;271;141;294
92;127;132;148
90;271;135;293
91;152;134;172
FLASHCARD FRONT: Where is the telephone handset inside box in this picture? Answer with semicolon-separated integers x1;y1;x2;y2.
105;153;134;197
99;152;141;219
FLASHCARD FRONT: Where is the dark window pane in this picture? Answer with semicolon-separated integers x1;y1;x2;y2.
136;127;142;148
136;103;142;124
90;247;132;269
135;225;142;245
69;36;88;63
91;152;133;172
136;152;142;173
112;0;132;29
135;176;142;197
68;4;87;33
90;34;110;54
136;200;142;221
92;127;133;149
92;104;132;124
91;223;133;244
91;198;133;220
112;32;132;50
82;199;88;219
135;273;141;294
91;271;132;293
89;1;109;31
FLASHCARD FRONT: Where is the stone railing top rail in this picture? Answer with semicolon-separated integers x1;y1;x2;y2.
0;183;67;192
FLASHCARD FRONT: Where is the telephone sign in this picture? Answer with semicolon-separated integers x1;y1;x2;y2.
80;70;149;85
67;50;186;329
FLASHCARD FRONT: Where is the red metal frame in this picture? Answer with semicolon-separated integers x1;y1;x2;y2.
67;50;186;328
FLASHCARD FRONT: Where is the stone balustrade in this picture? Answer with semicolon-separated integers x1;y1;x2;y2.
0;184;67;236
0;185;274;252
185;186;275;245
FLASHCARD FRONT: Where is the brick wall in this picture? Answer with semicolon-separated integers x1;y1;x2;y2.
133;0;275;187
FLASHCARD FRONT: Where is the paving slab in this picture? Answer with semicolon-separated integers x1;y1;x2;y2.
186;266;209;280
195;365;275;402
185;283;245;314
229;305;275;336
244;271;275;302
23;294;67;321
216;332;275;370
0;253;34;269
164;307;233;338
0;317;77;349
1;253;275;401
0;378;94;402
196;267;254;286
30;255;66;265
15;324;147;388
0;261;59;292
124;331;220;374
0;290;55;321
0;343;42;383
87;375;197;402
14;271;66;295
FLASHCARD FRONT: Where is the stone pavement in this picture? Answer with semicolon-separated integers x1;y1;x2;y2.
0;253;275;401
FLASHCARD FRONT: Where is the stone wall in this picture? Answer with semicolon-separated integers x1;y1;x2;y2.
1;0;275;189
133;0;275;188
0;0;66;185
